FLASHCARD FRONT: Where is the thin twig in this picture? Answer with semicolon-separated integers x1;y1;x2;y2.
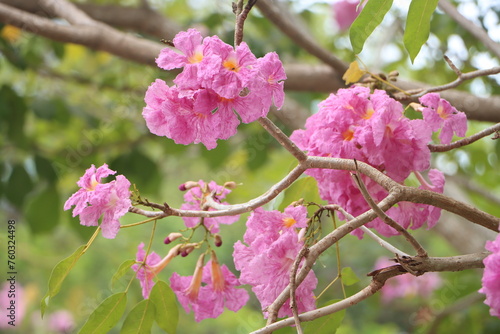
428;122;500;152
257;117;307;162
405;66;500;97
289;247;308;334
438;0;500;59
326;204;409;258
234;0;258;46
351;160;428;257
255;0;348;75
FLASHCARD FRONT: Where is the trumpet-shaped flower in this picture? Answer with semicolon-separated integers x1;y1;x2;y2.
480;234;500;318
133;243;181;299
419;92;468;144
64;164;131;239
170;253;248;322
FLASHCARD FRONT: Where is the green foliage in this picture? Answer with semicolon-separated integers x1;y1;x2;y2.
278;176;323;214
404;0;440;62
350;0;393;54
25;184;61;234
303;299;345;334
149;280;179;334
41;244;86;317
111;259;136;289
121;299;156;334
79;292;128;334
340;267;360;287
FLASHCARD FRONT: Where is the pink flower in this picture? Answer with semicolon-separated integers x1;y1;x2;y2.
291;87;443;238
170;253;248;322
64;164;131;239
145;29;286;149
419;93;468;144
132;243;181;299
0;282;26;328
47;310;75;333
233;206;317;318
333;0;362;31
180;180;239;233
375;258;442;303
480;234;500;318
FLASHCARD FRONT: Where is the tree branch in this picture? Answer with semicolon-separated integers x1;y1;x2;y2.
428;122;500;152
255;0;348;76
37;0;94;25
438;0;500;59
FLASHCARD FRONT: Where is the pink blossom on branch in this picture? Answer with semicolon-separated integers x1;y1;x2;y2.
233;205;317;318
419;92;468;144
64;164;131;239
480;234;500;318
180;180;239;233
132;243;181;299
290;87;450;238
170;253;249;322
144;29;286;149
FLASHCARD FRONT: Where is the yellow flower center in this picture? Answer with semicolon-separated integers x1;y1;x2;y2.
188;51;203;64
437;104;448;120
223;58;240;72
363;108;375;120
282;217;297;228
342;129;355;141
86;175;100;191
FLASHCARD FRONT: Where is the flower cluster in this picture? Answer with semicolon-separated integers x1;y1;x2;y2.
233;205;317;318
375;258;442;303
290;87;466;237
480;234;500;318
170;252;249;322
64;164;131;239
143;28;286;150
180;180;239;233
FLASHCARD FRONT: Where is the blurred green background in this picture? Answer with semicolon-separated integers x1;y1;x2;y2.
1;0;500;333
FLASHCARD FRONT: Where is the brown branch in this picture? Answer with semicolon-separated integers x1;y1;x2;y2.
257;117;307;162
255;0;348;76
351;163;427;257
405;65;500;97
428;122;500;152
438;0;500;59
289;247;308;334
234;0;258;46
0;3;163;65
37;0;93;25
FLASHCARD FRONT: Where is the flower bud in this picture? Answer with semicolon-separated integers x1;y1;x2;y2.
164;232;183;244
223;181;237;189
179;181;198;191
214;234;223;247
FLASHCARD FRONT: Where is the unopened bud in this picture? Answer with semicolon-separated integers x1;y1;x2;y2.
297;228;306;242
290;199;304;207
223;181;237;189
388;70;399;81
214;234;223;247
164;232;183;244
179;181;198;191
180;243;197;257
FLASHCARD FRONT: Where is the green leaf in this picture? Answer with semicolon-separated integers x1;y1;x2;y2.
5;164;33;208
278;176;323;214
349;0;393;54
404;0;440;62
0;85;27;146
35;155;59;184
341;267;360;286
25;184;61;234
111;260;135;289
149;280;178;334
120;299;156;334
79;292;128;334
303;299;345;334
41;244;86;317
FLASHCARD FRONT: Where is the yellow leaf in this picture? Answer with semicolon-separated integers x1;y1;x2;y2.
1;25;22;42
342;61;366;85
